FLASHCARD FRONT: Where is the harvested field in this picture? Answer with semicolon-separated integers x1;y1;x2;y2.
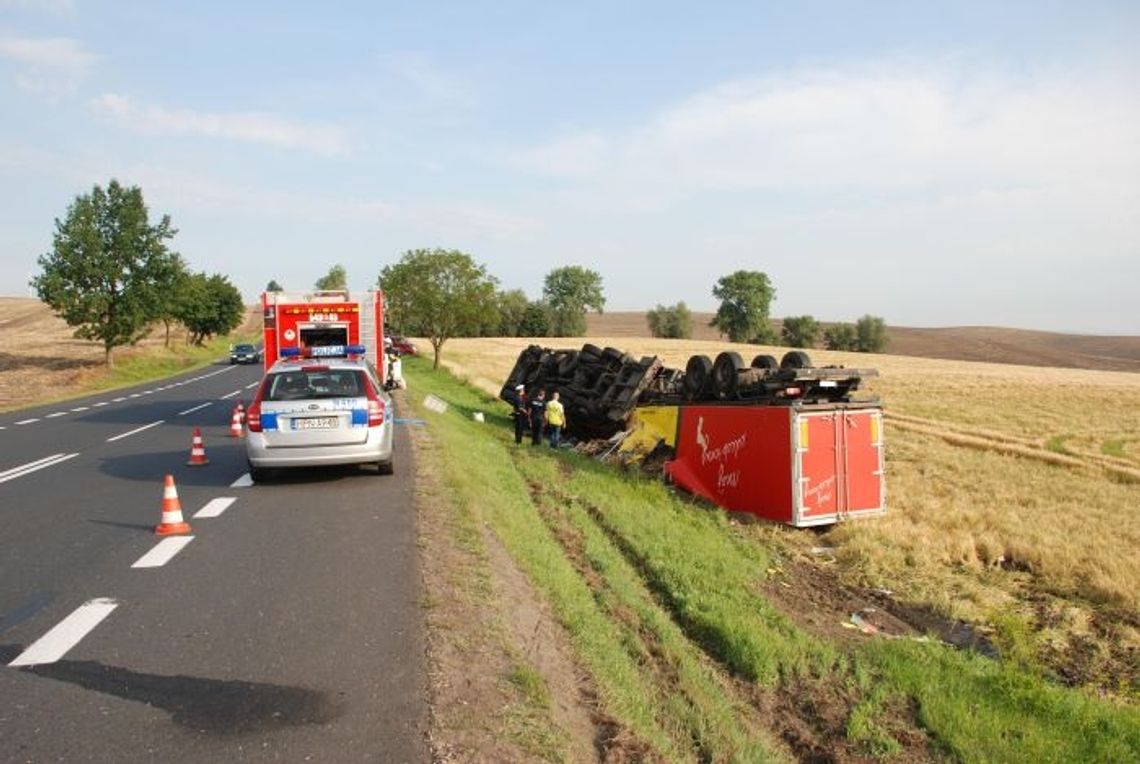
588;312;1140;372
433;335;1140;697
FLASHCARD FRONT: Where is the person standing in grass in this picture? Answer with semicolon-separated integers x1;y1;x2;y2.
528;388;547;445
545;390;566;448
508;384;529;445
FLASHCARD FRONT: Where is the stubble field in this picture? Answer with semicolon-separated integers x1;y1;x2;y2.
433;334;1140;695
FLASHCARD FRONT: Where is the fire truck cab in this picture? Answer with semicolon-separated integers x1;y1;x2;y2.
261;290;387;383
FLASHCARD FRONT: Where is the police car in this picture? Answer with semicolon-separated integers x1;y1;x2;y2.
245;344;394;481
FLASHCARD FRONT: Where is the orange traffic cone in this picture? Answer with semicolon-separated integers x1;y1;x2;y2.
186;427;209;466
235;402;245;423
155;474;191;536
229;405;244;438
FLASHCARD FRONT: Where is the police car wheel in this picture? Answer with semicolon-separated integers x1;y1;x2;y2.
248;464;269;483
376;458;394;475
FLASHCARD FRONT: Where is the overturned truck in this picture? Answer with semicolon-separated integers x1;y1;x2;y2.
501;343;885;527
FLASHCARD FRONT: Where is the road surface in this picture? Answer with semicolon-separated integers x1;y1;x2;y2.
0;361;427;762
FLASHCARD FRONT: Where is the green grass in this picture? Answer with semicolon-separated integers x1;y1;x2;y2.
1044;434;1072;454
405;357;1140;763
1101;439;1127;458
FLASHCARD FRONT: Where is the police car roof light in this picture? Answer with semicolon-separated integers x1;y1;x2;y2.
280;347;302;358
346;344;367;356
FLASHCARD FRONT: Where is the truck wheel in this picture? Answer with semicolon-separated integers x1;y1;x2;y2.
684;355;713;400
780;351;813;369
713;352;744;398
580;343;603;360
751;354;779;371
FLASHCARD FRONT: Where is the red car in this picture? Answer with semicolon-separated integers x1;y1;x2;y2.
387;336;418;356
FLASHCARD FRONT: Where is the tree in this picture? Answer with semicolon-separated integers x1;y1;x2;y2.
378;248;499;368
646;302;693;339
855;314;889;353
175;272;245;346
266;279;283;292
157;255;191;348
710;270;777;344
781;315;820;348
315;264;347;291
31;180;181;368
542;266;605;336
496;289;531;336
519;301;552;337
823;323;858;351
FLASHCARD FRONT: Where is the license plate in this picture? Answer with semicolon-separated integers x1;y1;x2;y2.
293;416;338;430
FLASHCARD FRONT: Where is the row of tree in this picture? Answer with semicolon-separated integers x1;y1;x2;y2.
32;181;245;366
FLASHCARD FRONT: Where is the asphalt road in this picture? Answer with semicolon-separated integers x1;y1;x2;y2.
0;361;427;762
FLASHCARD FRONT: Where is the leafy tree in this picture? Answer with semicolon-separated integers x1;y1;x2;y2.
781;315;820;348
378;248;499;368
31;180;181;368
176;272;245;346
315;264;347;291
710;270;777;344
855;314;889;353
496;288;530;336
824;323;858;351
542;265;605;336
519;301;552;337
157;255;191;348
266;279;283;292
646;302;693;339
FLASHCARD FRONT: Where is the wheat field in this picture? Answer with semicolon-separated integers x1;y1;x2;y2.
431;336;1140;684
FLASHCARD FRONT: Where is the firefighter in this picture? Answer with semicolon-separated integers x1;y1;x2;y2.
528;388;547;445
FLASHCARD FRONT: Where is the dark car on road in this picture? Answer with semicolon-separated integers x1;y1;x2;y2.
230;343;262;365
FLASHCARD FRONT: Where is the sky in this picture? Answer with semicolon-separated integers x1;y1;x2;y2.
1;1;1138;334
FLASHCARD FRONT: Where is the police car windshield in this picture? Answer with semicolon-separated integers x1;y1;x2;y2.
265;369;365;401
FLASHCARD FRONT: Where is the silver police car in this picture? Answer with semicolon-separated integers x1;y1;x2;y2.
245;345;394;481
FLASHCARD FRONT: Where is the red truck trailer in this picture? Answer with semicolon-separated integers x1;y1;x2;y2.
261;290;387;381
663;403;884;527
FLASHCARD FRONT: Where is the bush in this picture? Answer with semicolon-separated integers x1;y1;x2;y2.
646;302;693;339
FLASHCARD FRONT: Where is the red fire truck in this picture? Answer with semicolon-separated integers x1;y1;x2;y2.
261;290;387;380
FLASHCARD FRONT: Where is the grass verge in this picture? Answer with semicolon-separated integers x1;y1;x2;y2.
406;357;1140;762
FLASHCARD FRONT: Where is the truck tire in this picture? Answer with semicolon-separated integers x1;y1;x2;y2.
780;351;812;369
713;352;745;399
580;343;603;360
684;355;713;400
751;354;779;371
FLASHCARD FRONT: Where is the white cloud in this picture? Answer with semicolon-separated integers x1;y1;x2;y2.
508;58;1140;206
0;34;98;95
90;93;352;156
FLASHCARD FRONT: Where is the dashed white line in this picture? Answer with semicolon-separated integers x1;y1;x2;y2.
128;393;141;399
177;402;213;416
93;402;108;407
70;406;89;412
112;397;126;402
15;418;39;425
220;389;242;400
245;382;260;389
0;453;79;484
106;420;164;443
46;412;67;418
131;536;195;568
230;473;253;488
193;497;236;518
8;598;119;667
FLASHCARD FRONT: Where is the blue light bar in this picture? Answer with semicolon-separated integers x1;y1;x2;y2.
280;347;301;357
346;344;367;356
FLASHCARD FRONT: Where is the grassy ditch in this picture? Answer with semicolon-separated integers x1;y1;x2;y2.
405;357;1140;762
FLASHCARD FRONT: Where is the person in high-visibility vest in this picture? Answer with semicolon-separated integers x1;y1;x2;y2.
545;390;566;448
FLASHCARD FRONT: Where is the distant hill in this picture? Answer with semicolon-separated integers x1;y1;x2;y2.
586;312;1140;372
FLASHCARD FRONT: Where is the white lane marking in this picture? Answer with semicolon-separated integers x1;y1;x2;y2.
93;402;108;407
193;497;236;518
8;598;119;667
128;393;140;399
15;418;39;425
131;536;195;568
112;397;126;402
106;420;164;443
220;389;242;400
0;453;79;484
245;381;260;389
177;402;213;416
46;412;67;418
231;473;253;488
71;406;89;412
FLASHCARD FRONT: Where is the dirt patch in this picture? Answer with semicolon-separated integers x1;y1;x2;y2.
407;398;603;763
